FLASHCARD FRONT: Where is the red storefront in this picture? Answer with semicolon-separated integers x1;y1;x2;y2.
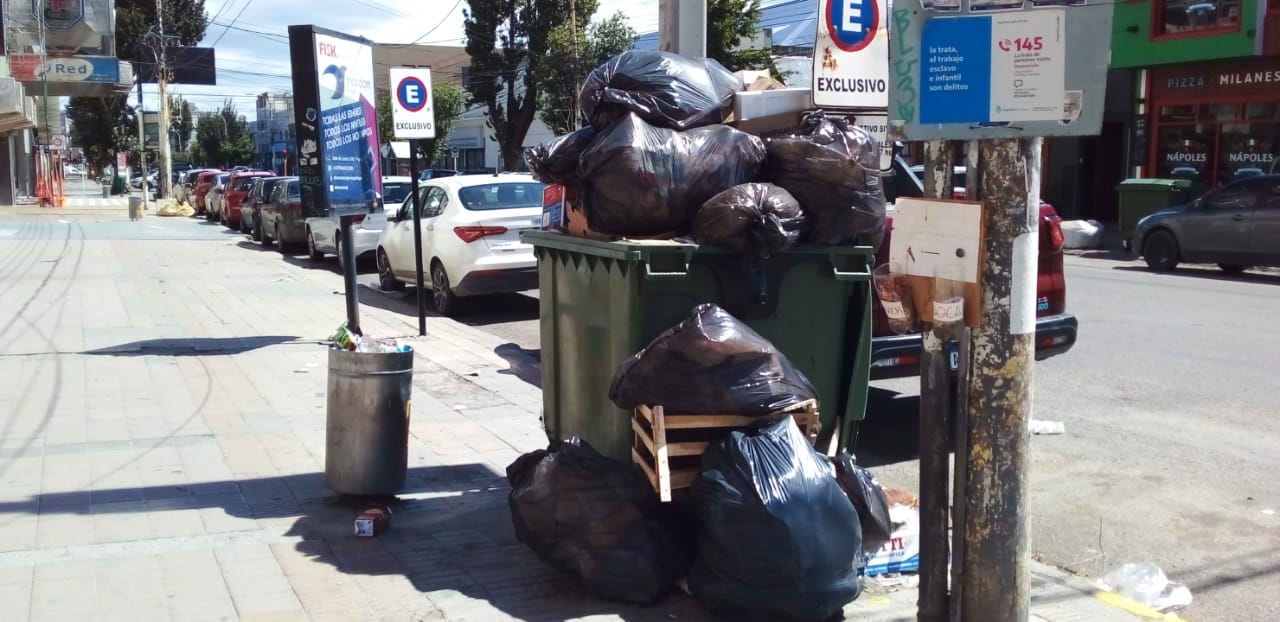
1148;56;1280;191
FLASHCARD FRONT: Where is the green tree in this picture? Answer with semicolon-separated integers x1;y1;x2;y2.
707;0;782;80
536;9;636;134
115;0;209;67
192;101;252;167
464;0;574;170
168;95;194;153
66;96;137;174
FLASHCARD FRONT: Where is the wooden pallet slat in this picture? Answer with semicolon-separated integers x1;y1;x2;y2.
631;399;820;502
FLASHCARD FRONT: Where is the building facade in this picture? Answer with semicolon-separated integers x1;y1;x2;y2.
253;92;296;175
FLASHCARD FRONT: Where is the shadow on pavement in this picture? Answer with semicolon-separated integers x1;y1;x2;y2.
0;465;705;621
1110;265;1280;285
357;282;539;328
81;335;305;356
494;343;542;388
1066;248;1136;262
853;388;922;468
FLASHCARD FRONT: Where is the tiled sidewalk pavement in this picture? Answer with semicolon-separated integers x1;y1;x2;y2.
0;214;1144;622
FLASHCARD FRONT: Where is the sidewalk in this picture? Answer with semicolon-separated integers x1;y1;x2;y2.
0;211;1153;621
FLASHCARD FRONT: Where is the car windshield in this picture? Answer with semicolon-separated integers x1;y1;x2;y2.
287;180;300;198
382;182;412;205
235;178;257;190
456;182;545;211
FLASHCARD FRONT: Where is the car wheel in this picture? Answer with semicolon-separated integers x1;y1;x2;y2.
253;218;264;242
205;207;216;222
1142;230;1180;272
306;227;324;262
431;261;458;316
377;249;404;291
335;236;346;271
1218;263;1248;274
260;220;273;247
240;215;251;234
276;224;288;254
219;211;228;227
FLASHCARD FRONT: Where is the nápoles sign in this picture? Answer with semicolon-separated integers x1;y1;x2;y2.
287;25;382;218
389;68;436;140
813;0;890;108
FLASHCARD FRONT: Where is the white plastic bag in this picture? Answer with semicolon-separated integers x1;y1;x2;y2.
1098;562;1193;611
1060;219;1103;249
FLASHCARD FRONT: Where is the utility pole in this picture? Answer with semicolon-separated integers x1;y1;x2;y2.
136;78;149;212
658;0;707;58
155;0;173;199
569;0;579;128
917;139;954;622
961;137;1040;622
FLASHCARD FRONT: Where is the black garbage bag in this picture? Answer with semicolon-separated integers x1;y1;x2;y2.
831;452;893;556
692;183;808;260
689;417;863;622
506;438;693;605
523;127;598;187
579;50;739;131
766;111;887;247
579;113;766;236
609;303;817;416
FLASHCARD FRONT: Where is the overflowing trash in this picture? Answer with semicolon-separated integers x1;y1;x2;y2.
609;303;817;416
525;49;886;257
506;437;693;605
1098;562;1193;611
156;201;196;217
831;453;894;556
691;183;807;261
328;322;410;353
1061;219;1104;249
688;417;862;622
577;113;766;236
862;504;921;577
579;50;738;132
764;111;886;248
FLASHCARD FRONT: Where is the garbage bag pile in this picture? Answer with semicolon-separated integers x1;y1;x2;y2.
608;303;817;416
765;110;887;247
508;303;890;618
506;437;693;605
689;417;863;622
524;49;886;252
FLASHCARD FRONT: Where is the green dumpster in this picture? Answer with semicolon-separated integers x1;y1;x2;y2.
1117;178;1192;243
525;230;874;462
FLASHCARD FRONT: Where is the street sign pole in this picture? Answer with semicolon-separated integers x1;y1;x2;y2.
918;139;955;622
409;140;426;336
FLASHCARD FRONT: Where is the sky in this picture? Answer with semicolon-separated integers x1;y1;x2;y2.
157;0;664;120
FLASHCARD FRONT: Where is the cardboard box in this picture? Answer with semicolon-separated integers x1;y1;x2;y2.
542;184;611;241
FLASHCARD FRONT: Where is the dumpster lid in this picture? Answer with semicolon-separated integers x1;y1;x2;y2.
1118;178;1192;189
522;230;875;260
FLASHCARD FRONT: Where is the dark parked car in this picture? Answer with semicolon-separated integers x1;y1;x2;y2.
258;177;304;251
1133;174;1280;273
242;176;287;236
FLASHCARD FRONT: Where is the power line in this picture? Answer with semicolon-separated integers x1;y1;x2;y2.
409;0;464;44
210;0;258;47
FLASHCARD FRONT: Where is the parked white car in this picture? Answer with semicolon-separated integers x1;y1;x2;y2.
205;173;231;221
304;176;414;267
376;174;544;316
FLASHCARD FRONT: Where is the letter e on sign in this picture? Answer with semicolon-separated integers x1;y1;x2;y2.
828;0;879;52
389;67;436;140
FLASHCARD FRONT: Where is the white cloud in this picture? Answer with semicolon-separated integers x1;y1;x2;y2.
161;0;661;120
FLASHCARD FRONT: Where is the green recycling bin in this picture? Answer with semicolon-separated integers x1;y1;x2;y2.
524;230;875;462
1117;178;1192;244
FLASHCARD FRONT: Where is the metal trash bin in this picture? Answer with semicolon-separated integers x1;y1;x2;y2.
1116;178;1192;247
325;347;414;495
101;182;110;198
128;196;143;220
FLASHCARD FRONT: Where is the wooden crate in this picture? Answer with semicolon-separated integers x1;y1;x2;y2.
631;399;820;502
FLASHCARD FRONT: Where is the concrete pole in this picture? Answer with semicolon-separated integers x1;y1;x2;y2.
658;0;707;58
961;137;1039;622
156;0;173;198
918;139;954;622
136;79;149;211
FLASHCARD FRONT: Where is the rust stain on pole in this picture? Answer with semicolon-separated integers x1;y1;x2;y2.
961;138;1039;622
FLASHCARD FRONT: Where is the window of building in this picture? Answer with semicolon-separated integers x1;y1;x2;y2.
1154;102;1280;188
1156;0;1242;36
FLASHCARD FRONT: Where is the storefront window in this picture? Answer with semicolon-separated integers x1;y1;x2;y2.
1218;122;1279;181
1247;103;1280;120
1156;125;1214;191
1200;103;1239;121
1160;105;1197;122
1158;0;1242;35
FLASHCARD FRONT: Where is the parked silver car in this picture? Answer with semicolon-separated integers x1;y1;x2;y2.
257;177;304;251
1133;174;1280;273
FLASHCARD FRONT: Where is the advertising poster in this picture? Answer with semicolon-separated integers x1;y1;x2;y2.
287;25;381;218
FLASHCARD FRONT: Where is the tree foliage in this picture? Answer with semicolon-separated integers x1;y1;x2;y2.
115;0;209;65
536;8;636;134
375;81;467;166
168;95;194;154
707;0;782;80
464;0;575;170
192;101;253;167
66;96;137;174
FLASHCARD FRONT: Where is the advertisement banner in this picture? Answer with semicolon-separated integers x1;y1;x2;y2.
287;25;381;218
8;54;120;83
